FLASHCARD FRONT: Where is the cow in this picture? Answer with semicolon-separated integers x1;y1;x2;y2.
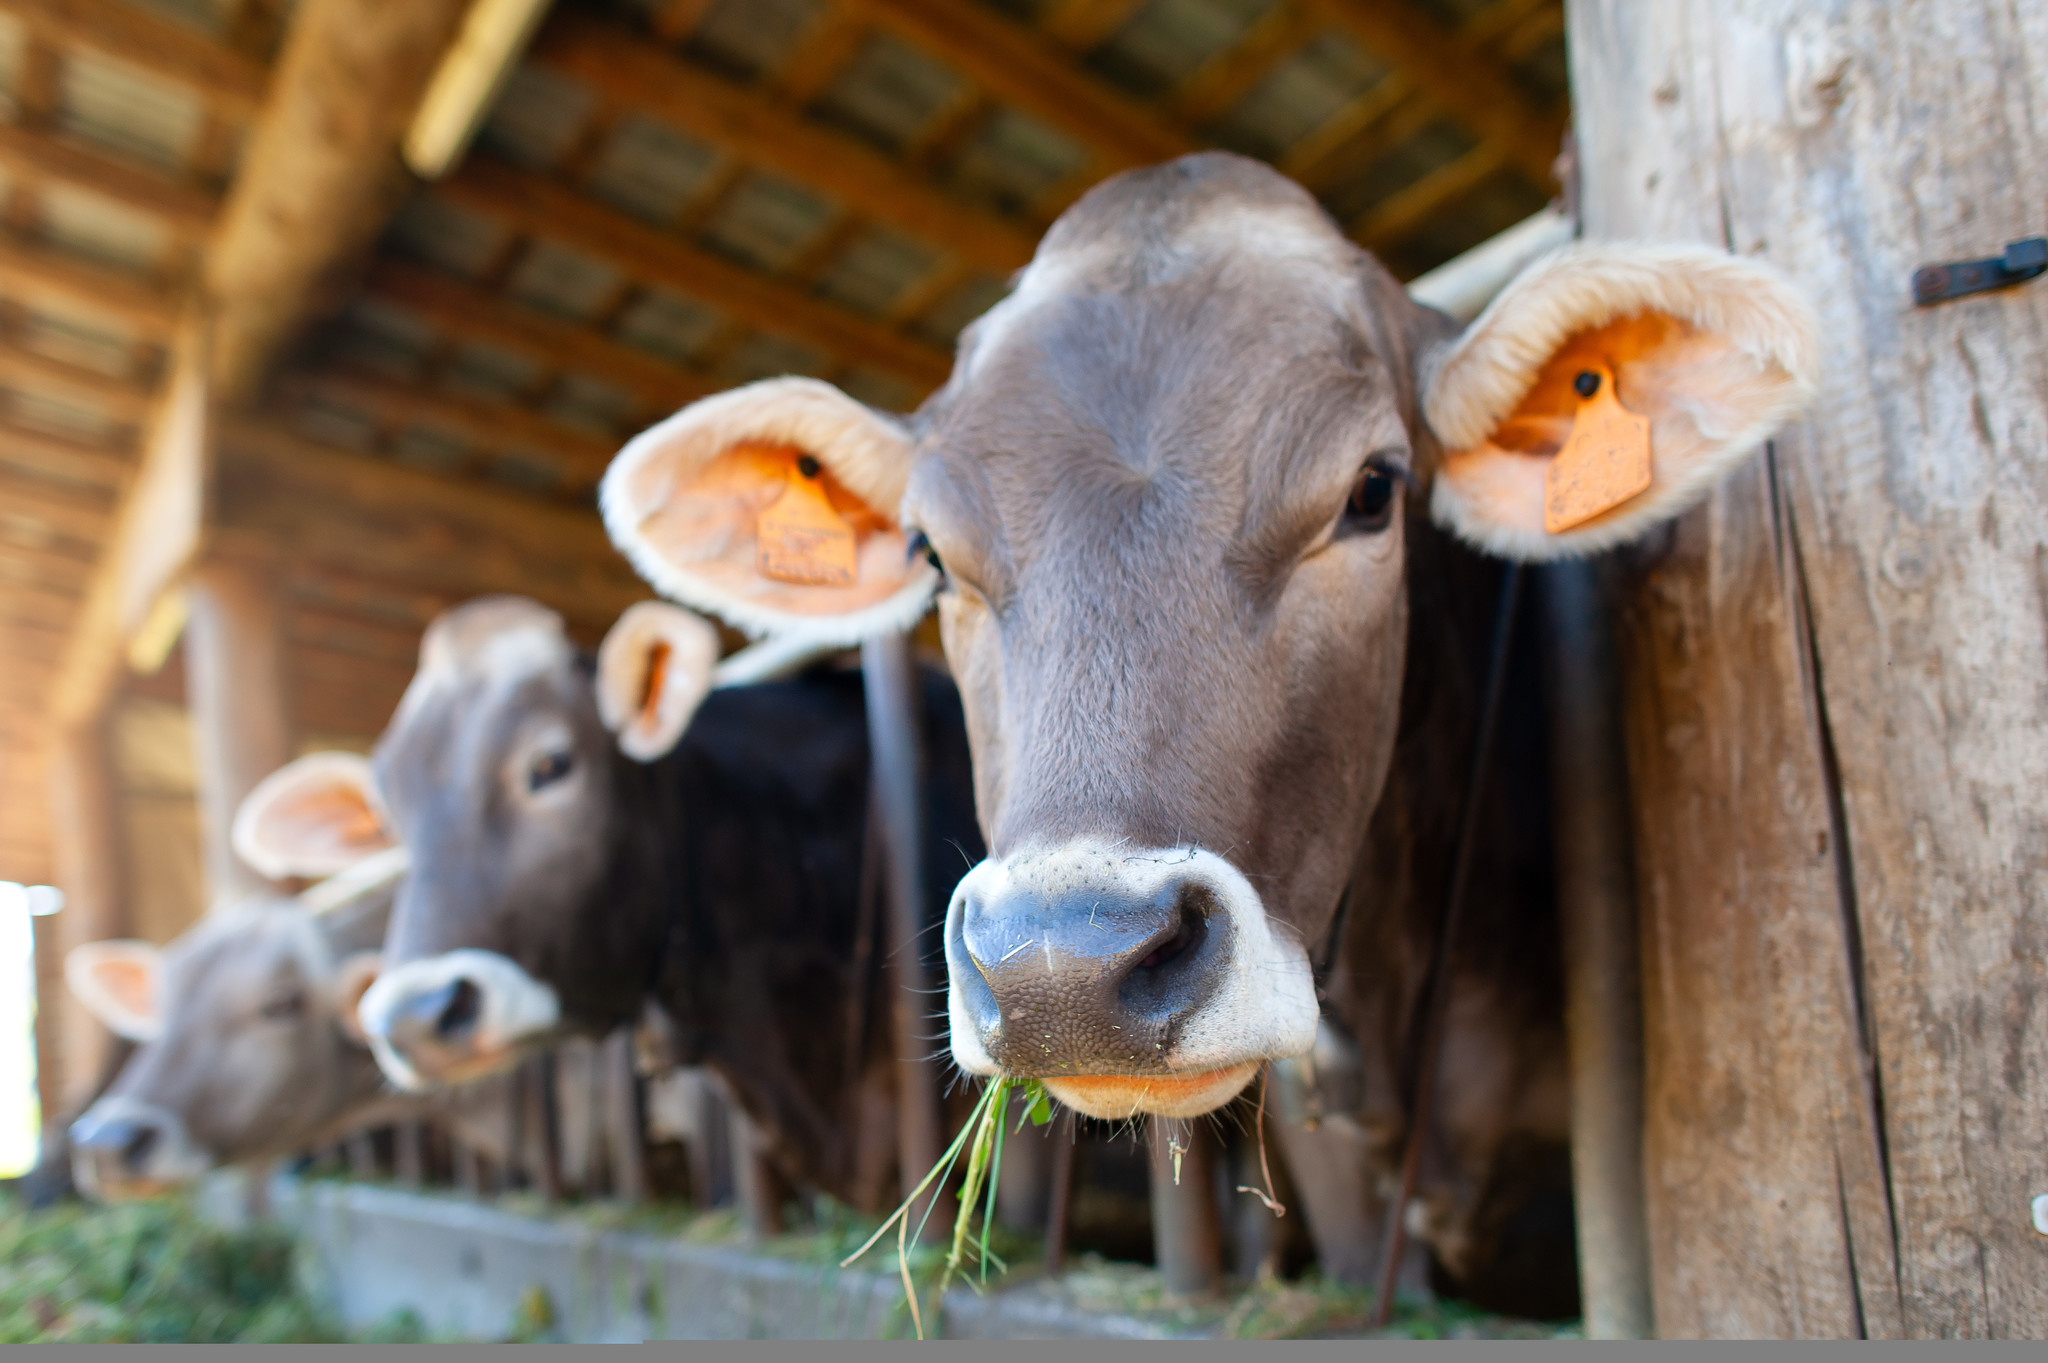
592;152;1815;1304
64;759;526;1202
281;596;984;1215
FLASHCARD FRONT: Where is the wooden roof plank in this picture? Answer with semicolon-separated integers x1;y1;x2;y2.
0;467;114;542
364;258;713;415
0;421;133;491
1355;142;1509;251
0;233;178;339
845;0;1189;169
0;335;154;421
0;122;220;241
440;159;955;391
0;0;270;118
531;14;1038;275
1302;0;1562;185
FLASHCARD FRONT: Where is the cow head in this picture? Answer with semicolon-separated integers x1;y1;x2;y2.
65;892;391;1200
601;153;1816;1119
346;596;719;1090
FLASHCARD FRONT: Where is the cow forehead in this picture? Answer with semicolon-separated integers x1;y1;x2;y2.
381;622;581;772
163;907;330;1018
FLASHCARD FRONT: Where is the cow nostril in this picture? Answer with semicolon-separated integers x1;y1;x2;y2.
436;978;482;1041
120;1126;159;1172
1129;883;1215;977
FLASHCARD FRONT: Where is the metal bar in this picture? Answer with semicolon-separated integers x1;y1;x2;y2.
1540;557;1654;1338
860;632;950;1241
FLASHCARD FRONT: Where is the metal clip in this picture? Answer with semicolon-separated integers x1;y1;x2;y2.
1912;237;2048;306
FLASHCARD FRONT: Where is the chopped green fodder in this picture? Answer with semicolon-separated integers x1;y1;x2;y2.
0;1188;424;1342
840;1076;1051;1337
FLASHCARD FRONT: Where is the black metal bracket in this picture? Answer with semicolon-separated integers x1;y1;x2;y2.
1912;237;2048;305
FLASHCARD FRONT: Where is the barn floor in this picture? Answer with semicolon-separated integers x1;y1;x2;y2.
195;1169;1578;1341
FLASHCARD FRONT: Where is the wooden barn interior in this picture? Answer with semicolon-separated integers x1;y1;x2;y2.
0;0;1567;1126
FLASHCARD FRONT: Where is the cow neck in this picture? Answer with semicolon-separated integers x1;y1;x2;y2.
613;748;698;1029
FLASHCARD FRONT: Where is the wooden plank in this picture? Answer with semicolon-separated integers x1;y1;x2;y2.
1168;2;1323;126
0;578;83;632
45;723;127;1112
532;13;1039;275
1303;0;1562;185
0;233;179;339
1353;143;1508;251
0;0;269;118
364;259;712;414
1037;0;1148;52
0;336;154;422
0;540;93;593
1575;0;2048;1337
203;0;471;399
0;468;113;542
184;558;295;904
440;159;955;391
286;366;620;486
847;0;1189;169
0;422;134;492
0;123;220;241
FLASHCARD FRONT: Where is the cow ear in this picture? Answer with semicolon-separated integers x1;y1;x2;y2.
600;377;938;646
232;752;398;881
333;951;382;1045
596;601;720;761
66;940;162;1042
1421;242;1819;559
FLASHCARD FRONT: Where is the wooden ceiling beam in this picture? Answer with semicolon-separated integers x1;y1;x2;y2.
531;15;1037;275
0;421;133;492
1302;0;1562;186
0;123;221;242
363;259;712;415
0;577;84;633
203;0;471;400
0;0;270;119
845;0;1189;169
441;159;955;391
0;234;179;340
1356;143;1510;252
1037;0;1148;52
1168;3;1324;127
0;540;93;594
0;336;154;422
283;366;620;487
0;469;114;543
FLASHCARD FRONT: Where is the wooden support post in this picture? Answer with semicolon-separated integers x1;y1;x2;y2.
521;1054;561;1204
602;1028;648;1206
995;1108;1052;1233
395;1120;426;1189
860;633;951;1242
44;724;127;1115
729;1104;785;1240
183;558;294;907
1540;559;1653;1339
1043;1110;1077;1277
1571;0;2048;1337
1148;1117;1223;1298
690;1070;735;1210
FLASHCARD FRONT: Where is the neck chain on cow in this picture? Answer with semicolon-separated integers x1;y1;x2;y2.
1369;560;1524;1328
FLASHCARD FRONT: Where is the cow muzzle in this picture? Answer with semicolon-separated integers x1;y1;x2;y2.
357;949;561;1092
944;843;1318;1118
69;1097;209;1200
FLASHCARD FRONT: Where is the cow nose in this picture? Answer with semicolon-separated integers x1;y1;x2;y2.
948;863;1232;1074
383;975;481;1054
71;1114;161;1172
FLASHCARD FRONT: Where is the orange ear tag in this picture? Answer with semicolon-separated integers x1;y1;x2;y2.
757;455;858;586
1543;365;1652;534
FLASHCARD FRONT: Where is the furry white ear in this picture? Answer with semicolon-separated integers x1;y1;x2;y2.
232;752;397;881
334;951;383;1045
67;940;162;1042
1422;242;1820;559
600;377;938;647
596;601;721;762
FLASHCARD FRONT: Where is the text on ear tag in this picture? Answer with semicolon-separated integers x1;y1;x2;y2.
1544;365;1652;534
758;454;858;585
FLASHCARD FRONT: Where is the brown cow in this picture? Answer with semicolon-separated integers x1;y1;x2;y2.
596;153;1815;1297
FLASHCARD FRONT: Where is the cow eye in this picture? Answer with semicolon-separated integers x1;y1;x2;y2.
259;992;304;1021
1343;454;1407;534
905;529;943;577
528;748;575;792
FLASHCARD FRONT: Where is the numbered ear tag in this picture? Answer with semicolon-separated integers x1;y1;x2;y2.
1544;365;1652;534
758;454;858;585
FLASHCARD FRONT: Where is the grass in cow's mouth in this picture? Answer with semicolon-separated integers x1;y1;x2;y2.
839;1075;1053;1338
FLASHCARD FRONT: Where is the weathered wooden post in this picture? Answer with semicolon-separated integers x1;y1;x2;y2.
861;633;951;1239
184;555;295;907
1570;0;2048;1336
1148;1117;1223;1297
44;726;128;1116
